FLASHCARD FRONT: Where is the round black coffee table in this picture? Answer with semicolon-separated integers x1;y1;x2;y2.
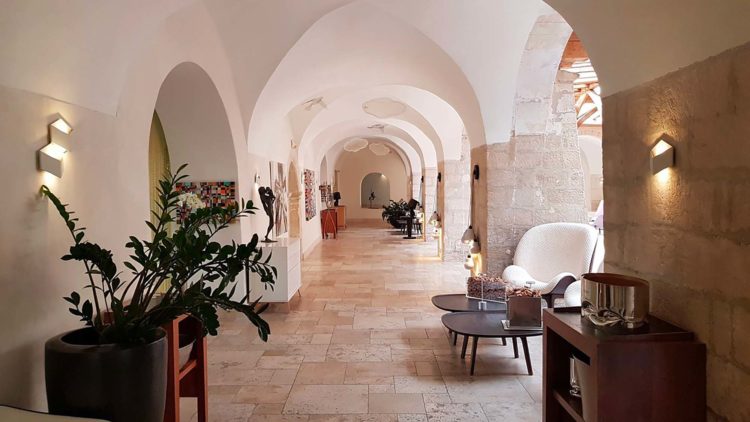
431;294;506;312
441;312;542;376
431;294;506;345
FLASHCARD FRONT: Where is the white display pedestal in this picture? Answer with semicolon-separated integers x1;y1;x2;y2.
249;237;301;303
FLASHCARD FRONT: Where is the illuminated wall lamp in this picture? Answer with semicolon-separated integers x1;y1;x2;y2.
38;115;73;178
650;139;674;175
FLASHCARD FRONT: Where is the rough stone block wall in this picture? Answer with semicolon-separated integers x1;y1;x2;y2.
442;139;472;261
422;167;437;225
481;70;587;275
604;41;750;422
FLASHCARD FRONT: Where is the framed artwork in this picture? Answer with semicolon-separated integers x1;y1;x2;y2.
319;184;332;208
304;169;317;221
269;162;288;236
175;181;236;222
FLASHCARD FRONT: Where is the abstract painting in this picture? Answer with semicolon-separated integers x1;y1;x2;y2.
304;169;317;221
175;181;236;222
269;161;288;236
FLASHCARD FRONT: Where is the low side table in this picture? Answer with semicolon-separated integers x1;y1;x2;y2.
441;312;542;376
431;294;506;345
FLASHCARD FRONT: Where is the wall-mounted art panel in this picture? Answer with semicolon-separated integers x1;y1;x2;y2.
304;169;317;221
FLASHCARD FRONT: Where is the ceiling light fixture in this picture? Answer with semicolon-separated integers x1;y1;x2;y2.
362;98;406;118
367;123;386;133
38;114;73;178
302;96;326;111
368;143;390;156
344;138;369;152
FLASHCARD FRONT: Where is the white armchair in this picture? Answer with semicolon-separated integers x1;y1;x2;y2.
502;222;598;307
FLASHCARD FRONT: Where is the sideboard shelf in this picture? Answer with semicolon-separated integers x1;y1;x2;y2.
543;307;706;422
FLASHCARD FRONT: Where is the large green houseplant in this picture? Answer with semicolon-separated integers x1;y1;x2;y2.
42;164;276;422
381;199;410;229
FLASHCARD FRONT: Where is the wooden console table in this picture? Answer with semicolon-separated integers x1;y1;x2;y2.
335;205;347;228
543;307;705;422
321;208;337;239
164;315;207;422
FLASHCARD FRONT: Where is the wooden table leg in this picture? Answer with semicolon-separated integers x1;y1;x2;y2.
521;337;532;375
460;335;469;358
453;331;458;346
470;336;479;375
502;337;507;346
512;337;519;358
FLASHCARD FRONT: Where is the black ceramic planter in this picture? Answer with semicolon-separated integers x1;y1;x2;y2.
45;327;167;422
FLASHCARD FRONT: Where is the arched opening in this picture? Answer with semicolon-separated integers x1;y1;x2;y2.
482;12;601;275
153;62;240;244
333;142;407;221
147;111;170;227
361;172;390;209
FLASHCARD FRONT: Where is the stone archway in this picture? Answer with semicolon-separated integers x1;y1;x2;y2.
480;12;588;274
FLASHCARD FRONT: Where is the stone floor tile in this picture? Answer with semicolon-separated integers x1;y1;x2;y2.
283;385;368;414
368;393;426;414
295;362;347;385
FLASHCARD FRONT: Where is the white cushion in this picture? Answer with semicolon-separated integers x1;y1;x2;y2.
512;223;598;282
564;280;582;306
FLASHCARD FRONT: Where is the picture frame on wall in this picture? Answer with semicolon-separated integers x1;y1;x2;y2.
304;169;317;221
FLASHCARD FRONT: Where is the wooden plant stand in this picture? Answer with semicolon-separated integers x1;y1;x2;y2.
543;307;705;422
164;315;207;422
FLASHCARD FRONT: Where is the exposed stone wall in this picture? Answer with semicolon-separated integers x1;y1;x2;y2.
604;41;750;422
422;167;437;223
442;138;472;261
480;70;587;275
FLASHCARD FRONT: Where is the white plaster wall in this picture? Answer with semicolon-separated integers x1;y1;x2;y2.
0;3;257;410
335;149;408;220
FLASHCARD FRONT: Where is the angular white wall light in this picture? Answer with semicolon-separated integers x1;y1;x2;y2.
38;115;73;178
650;139;674;175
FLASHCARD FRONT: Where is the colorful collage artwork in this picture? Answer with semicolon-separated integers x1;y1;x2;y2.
175;181;236;222
304;169;317;221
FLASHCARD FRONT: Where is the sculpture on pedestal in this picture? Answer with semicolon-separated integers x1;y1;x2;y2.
258;186;277;243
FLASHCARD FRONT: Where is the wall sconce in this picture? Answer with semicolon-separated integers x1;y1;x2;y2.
254;172;260;184
428;211;440;226
464;254;475;270
650;139;674;174
470;239;481;255
472;164;480;180
437;172;442;183
461;226;475;244
38;115;73;178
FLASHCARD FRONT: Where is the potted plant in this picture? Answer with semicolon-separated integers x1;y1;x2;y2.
381;199;409;229
41;164;275;422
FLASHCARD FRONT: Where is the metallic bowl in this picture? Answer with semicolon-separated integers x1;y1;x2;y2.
581;273;649;329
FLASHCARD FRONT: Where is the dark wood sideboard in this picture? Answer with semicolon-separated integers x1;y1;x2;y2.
543;307;706;422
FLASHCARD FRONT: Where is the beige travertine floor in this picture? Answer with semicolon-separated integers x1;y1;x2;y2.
182;221;542;421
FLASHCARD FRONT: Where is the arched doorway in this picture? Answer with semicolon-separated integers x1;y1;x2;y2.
153;62;241;245
360;172;390;209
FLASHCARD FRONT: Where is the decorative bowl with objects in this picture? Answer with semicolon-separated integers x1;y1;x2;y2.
503;286;543;330
581;272;649;330
466;274;507;303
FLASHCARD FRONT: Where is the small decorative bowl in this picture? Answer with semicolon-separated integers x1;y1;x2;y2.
581;273;649;329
